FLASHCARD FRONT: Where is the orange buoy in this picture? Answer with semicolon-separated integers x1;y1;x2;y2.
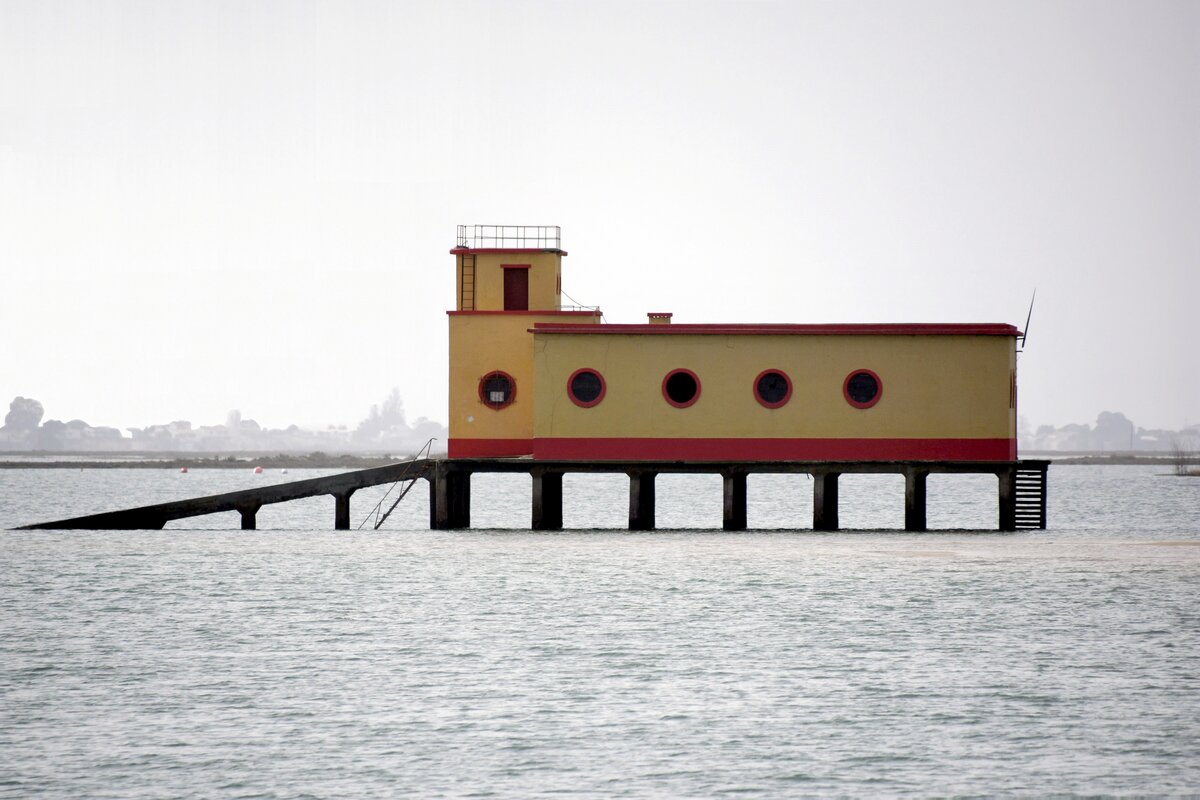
253;466;263;474
180;467;188;473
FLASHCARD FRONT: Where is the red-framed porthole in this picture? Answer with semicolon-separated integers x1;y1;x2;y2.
479;371;516;410
843;369;882;409
754;369;792;409
662;368;701;408
567;368;606;408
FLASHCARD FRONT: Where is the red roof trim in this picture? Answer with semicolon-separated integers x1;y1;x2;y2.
530;323;1021;336
449;310;601;317
450;247;568;256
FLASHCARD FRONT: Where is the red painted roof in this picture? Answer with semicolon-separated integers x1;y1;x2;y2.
450;247;568;256
530;323;1022;336
449;310;600;316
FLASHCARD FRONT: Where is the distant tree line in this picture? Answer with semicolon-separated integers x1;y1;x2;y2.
0;392;446;455
1020;411;1200;453
5;394;1195;457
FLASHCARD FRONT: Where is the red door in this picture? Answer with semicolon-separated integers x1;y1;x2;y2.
503;268;529;310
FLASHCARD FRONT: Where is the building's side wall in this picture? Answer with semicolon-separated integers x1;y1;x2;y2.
530;333;1017;460
448;311;598;457
457;251;562;311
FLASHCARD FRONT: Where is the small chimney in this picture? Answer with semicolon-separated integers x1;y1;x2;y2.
647;312;673;325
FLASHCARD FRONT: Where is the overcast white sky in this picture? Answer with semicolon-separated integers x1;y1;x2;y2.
2;0;1197;434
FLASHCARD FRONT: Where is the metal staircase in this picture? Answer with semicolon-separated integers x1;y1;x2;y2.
359;438;437;530
1013;464;1048;529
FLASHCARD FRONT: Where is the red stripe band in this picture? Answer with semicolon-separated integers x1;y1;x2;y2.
450;438;1016;461
532;437;1016;462
449;439;535;458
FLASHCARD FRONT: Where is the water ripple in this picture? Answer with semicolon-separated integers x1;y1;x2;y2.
2;467;1199;796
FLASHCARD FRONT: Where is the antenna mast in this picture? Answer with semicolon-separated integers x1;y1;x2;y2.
1019;290;1036;351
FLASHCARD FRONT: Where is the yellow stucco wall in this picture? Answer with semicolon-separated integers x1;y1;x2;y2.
531;332;1016;440
456;251;562;312
448;312;600;447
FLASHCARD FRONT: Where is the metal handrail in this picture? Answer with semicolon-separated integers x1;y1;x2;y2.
457;224;561;250
358;438;437;530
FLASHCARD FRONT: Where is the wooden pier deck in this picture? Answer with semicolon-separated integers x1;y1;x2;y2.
15;457;1049;532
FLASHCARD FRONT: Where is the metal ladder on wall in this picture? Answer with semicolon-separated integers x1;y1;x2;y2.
1013;465;1048;529
460;253;476;311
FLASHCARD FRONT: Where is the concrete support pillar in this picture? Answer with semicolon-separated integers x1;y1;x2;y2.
532;470;564;530
237;503;260;531
432;463;449;530
453;470;471;529
628;472;656;530
813;472;840;531
428;475;437;530
998;468;1017;532
904;470;928;532
433;463;471;530
723;472;747;531
334;489;356;530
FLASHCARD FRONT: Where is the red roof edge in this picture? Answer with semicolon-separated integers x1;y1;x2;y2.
450;247;568;256
450;309;601;317
529;323;1022;336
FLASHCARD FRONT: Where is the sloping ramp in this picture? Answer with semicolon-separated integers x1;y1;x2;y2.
15;459;436;530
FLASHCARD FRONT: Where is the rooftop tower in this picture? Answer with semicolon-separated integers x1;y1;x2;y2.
447;225;601;458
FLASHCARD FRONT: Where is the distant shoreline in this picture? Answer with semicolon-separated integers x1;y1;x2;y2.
0;453;427;470
1037;454;1199;467
1;451;1196;471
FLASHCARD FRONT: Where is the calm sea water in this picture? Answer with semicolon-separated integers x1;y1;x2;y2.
2;465;1198;796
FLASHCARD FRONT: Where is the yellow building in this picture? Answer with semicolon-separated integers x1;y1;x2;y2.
450;225;1019;462
448;226;600;458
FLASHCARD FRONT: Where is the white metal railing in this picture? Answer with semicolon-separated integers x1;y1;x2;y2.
457;224;561;250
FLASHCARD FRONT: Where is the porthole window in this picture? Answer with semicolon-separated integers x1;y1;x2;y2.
662;368;701;408
479;371;516;410
568;368;606;408
843;369;882;409
754;369;792;409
